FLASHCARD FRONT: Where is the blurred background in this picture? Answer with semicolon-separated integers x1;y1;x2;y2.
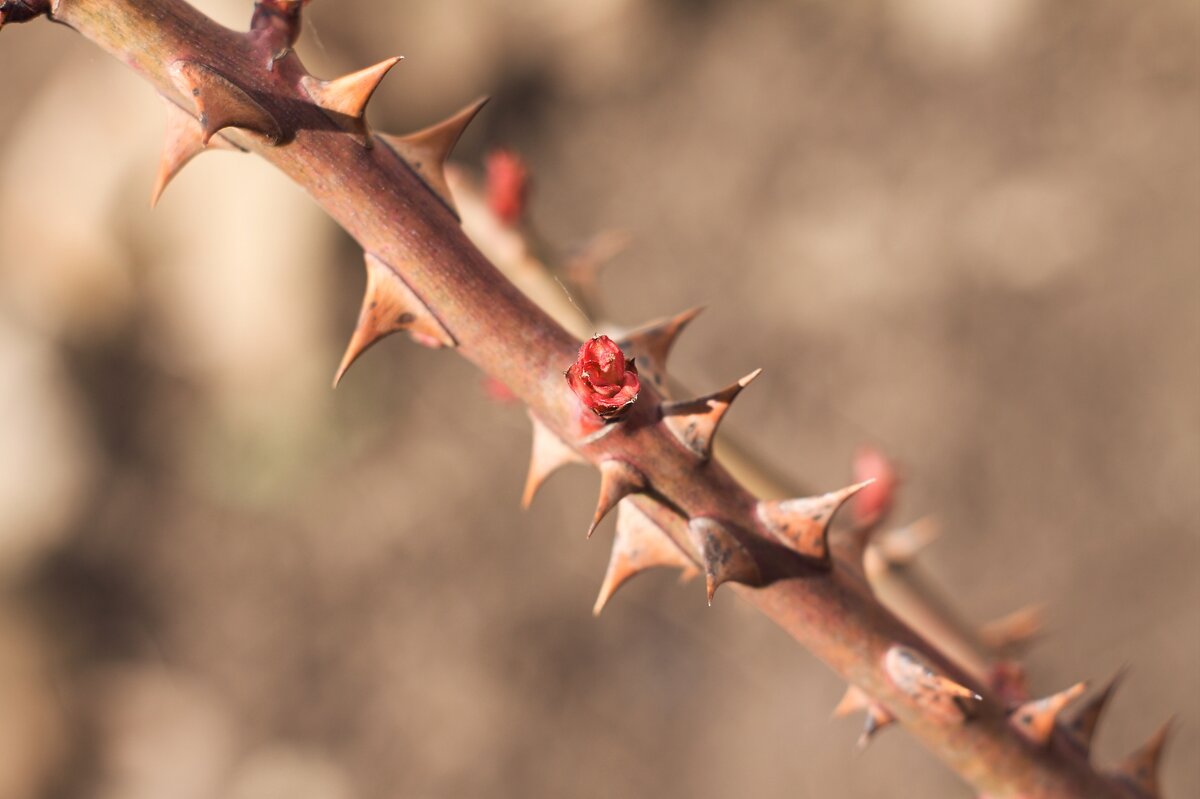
0;0;1196;797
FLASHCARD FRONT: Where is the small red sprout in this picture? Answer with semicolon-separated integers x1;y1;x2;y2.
565;335;640;421
851;446;899;529
485;149;530;227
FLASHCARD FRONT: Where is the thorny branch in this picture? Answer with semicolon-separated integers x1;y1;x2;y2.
0;2;1172;797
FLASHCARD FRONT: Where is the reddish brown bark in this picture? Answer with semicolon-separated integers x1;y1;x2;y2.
4;2;1150;797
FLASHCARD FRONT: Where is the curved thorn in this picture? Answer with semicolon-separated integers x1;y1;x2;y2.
300;56;403;145
377;97;490;214
593;499;697;615
1066;667;1128;756
151;99;237;207
883;646;982;723
979;603;1047;657
521;414;583;509
616;307;704;390
858;703;896;749
1010;681;1088;746
685;517;762;605
870;516;941;566
588;460;645;538
833;685;871;719
333;253;456;387
757;480;874;561
1113;719;1173;798
662;368;761;460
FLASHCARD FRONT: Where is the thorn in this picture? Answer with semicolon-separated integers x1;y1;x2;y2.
883;646;982;723
832;685;895;749
833;686;871;718
378;97;490;215
300;57;403;144
616;307;704;390
588;460;646;538
169;61;283;145
0;0;49;29
1010;681;1088;746
333;253;456;386
857;703;896;749
564;229;631;308
521;414;583;509
871;516;940;566
1066;668;1127;756
593;500;698;615
685;518;762;605
979;604;1046;656
757;480;874;561
661;369;761;460
1113;719;1173;799
151;99;238;207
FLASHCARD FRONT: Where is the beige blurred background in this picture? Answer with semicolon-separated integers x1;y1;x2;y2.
0;0;1197;797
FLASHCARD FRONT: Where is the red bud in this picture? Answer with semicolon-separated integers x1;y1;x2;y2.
485;149;530;226
851;446;899;528
565;335;640;421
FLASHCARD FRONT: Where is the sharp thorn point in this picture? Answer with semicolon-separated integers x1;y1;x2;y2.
1010;681;1088;746
377;96;491;215
687;517;762;603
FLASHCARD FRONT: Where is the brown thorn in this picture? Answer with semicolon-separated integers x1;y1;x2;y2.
169;61;283;145
979;603;1047;657
564;229;632;310
377;97;490;215
587;460;646;538
616;307;704;388
662;368;761;460
871;516;941;566
883;646;982;723
1113;719;1173;799
832;685;895;749
857;703;896;749
833;685;871;719
520;414;583;509
151;99;237;207
757;480;874;561
685;517;762;605
1010;681;1088;746
1066;667;1128;756
593;499;697;616
300;56;403;145
333;253;456;387
0;0;49;29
